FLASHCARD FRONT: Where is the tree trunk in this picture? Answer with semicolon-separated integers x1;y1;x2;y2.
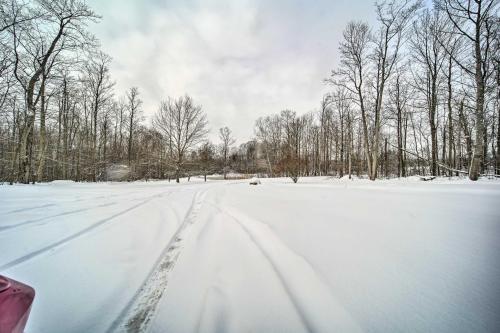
469;10;486;181
340;114;345;178
496;108;500;175
447;57;454;176
19;77;38;184
128;111;134;166
458;100;472;171
397;101;404;177
36;77;47;182
429;76;438;176
384;138;388;178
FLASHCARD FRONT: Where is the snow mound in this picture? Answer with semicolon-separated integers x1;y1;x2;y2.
49;180;76;185
249;177;261;185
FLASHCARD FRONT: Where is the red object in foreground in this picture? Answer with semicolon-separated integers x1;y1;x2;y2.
0;275;35;333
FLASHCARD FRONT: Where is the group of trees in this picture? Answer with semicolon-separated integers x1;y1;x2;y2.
1;0;119;183
254;0;499;182
0;0;265;184
0;0;215;184
1;0;498;184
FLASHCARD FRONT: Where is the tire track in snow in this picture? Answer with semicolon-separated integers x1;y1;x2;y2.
68;190;140;204
0;190;170;233
5;203;56;214
0;190;173;272
194;286;230;333
206;202;362;333
107;189;207;333
0;201;118;233
2;190;135;217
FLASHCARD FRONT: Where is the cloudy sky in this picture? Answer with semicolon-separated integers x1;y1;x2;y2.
87;0;378;143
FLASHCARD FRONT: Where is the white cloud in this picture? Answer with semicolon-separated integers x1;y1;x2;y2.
87;0;376;143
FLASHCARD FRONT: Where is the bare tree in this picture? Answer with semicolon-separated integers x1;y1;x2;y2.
331;21;373;177
255;115;282;176
388;65;412;177
280;110;304;183
198;141;215;181
369;0;421;179
494;20;500;175
437;0;499;180
126;87;142;166
219;126;236;179
153;95;208;182
83;51;114;181
318;95;333;175
410;9;447;176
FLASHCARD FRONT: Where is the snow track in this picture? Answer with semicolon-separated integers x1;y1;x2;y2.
0;201;118;232
205;202;362;333
5;203;56;214
108;189;207;333
0;190;172;271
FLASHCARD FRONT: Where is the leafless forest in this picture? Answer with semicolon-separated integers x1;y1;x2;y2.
0;0;498;184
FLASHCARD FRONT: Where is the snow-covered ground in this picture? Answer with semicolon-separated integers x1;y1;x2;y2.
1;177;499;332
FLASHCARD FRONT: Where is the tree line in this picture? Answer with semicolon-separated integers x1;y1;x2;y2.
0;0;206;183
0;0;498;184
256;0;499;182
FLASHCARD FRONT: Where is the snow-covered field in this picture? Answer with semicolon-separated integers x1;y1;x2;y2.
1;177;499;333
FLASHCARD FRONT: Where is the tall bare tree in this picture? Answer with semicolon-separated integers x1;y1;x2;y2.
219;126;235;179
153;95;208;182
83;51;114;181
126;86;142;166
331;21;373;177
411;9;447;176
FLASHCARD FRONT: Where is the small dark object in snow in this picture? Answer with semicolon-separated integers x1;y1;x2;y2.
0;275;35;333
419;176;436;181
249;177;261;185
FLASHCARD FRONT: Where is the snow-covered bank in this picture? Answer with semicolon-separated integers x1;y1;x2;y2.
1;178;500;332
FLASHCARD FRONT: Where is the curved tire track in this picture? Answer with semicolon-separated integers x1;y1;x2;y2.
206;202;362;333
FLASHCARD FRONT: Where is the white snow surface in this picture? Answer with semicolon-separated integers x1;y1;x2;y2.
1;177;499;332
